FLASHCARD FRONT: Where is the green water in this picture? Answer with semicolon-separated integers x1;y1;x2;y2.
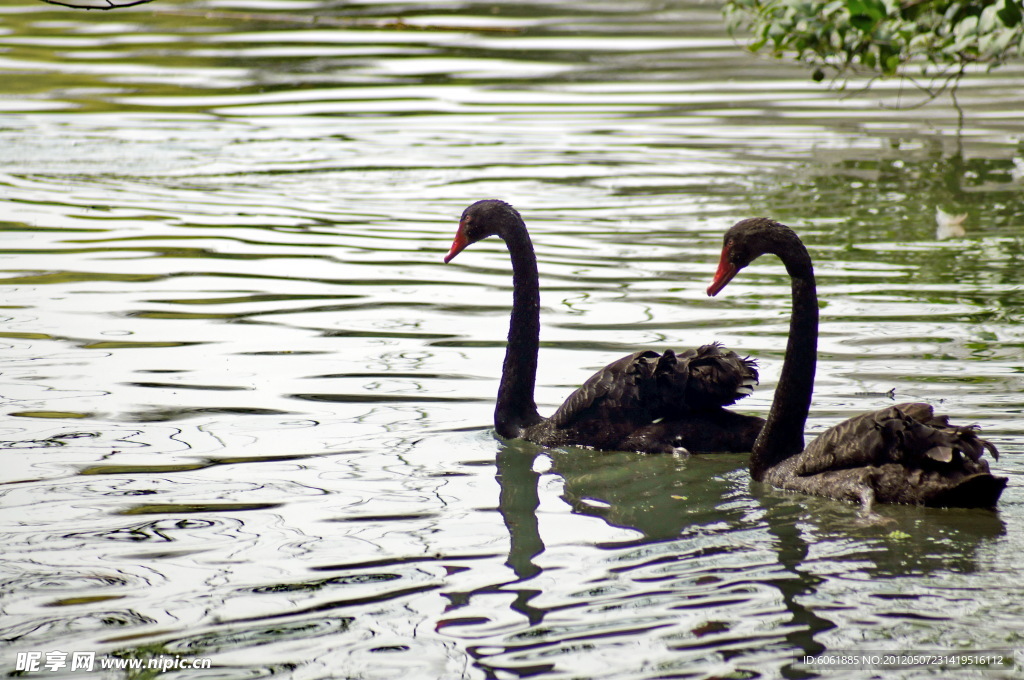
1;1;1022;678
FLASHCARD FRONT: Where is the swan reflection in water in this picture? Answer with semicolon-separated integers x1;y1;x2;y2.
436;439;1004;677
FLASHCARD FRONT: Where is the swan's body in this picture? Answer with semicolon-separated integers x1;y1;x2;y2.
444;199;763;454
707;217;1006;509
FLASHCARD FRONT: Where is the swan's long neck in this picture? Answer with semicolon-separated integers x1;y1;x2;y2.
751;239;818;481
495;221;543;438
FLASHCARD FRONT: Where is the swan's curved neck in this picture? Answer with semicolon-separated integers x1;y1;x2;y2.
495;221;543;437
751;241;818;480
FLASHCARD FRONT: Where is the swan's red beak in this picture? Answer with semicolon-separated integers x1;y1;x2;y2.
444;224;470;264
707;247;737;297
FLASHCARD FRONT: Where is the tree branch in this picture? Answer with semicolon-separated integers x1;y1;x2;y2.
39;0;156;9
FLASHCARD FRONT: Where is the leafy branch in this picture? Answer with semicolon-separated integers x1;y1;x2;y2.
724;0;1024;100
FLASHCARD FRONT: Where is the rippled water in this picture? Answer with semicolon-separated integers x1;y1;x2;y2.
2;1;1023;678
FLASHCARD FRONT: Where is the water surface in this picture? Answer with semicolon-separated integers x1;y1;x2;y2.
1;1;1023;678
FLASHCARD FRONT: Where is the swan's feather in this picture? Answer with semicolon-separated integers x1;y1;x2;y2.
781;402;1005;507
549;342;759;430
794;402;998;476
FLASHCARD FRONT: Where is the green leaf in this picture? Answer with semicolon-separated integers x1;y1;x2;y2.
980;4;1000;33
847;0;886;21
999;0;1022;27
848;16;870;31
956;14;979;38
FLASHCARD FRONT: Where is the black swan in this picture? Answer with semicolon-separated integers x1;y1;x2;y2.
707;217;1007;509
444;199;764;454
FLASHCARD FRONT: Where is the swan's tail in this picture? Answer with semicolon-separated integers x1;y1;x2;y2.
926;473;1008;509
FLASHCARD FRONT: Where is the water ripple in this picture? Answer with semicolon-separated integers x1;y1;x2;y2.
0;0;1021;677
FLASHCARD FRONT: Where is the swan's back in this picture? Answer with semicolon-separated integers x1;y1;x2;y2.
786;402;1006;508
550;342;758;427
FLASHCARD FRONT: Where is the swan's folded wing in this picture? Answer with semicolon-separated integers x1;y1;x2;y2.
549;343;758;429
549;350;662;427
794;409;890;476
678;342;759;409
796;402;999;476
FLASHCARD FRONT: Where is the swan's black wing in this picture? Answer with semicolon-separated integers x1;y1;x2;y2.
681;342;760;409
796;402;999;477
782;402;1006;507
548;342;758;429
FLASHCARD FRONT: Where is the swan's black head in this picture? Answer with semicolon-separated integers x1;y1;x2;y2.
444;199;523;263
707;217;800;296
